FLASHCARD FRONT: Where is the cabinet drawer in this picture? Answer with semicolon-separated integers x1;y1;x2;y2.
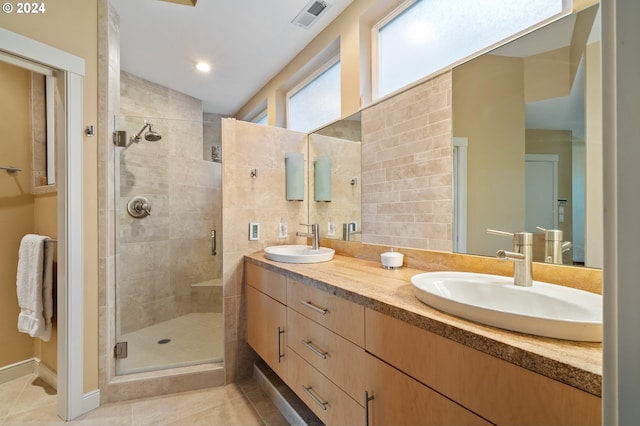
245;262;287;304
288;308;365;403
289;350;363;426
287;278;364;346
365;308;601;426
365;353;491;426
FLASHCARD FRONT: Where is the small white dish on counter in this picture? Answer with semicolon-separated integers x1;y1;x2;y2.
380;250;404;269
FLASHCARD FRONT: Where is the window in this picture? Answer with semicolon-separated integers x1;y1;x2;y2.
373;0;565;98
287;56;341;133
253;110;268;126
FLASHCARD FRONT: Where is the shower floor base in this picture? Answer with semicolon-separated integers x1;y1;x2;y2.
117;313;223;375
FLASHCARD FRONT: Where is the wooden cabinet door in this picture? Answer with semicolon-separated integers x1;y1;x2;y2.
365;353;491;426
366;309;601;426
246;285;287;380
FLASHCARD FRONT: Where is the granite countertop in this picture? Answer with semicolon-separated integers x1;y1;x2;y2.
245;252;603;397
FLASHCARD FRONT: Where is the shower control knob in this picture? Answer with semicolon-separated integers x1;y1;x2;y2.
127;196;152;218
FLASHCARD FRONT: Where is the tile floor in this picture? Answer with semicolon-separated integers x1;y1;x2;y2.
118;313;224;374
0;373;289;425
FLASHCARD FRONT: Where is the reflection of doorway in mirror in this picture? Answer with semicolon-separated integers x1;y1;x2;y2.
526;154;562;264
525;154;559;233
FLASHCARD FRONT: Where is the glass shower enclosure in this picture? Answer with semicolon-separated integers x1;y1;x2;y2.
113;115;223;374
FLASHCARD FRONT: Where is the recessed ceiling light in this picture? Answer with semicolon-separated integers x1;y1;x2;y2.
196;62;211;72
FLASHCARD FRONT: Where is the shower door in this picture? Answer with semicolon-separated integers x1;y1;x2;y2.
114;115;223;375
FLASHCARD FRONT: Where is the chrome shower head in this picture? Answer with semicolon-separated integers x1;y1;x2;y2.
144;124;162;142
131;120;162;143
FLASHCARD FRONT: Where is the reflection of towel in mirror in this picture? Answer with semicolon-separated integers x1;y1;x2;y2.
16;234;54;341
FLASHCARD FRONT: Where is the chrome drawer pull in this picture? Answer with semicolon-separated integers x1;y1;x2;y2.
301;300;328;315
364;390;374;426
302;385;328;411
277;327;285;363
301;339;328;359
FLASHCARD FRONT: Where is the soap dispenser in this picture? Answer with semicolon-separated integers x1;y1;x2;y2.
380;248;404;269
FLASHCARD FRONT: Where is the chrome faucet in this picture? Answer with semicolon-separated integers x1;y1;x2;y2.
487;229;533;287
342;221;362;241
297;223;320;250
536;226;572;265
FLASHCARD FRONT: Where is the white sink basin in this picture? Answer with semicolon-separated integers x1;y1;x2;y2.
264;245;335;264
411;271;602;342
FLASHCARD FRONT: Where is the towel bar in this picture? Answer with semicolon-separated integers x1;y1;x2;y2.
1;165;22;173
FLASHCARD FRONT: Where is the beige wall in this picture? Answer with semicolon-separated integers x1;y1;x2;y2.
0;61;59;373
0;0;100;392
33;194;58;370
524;47;571;103
361;72;453;250
221;119;308;381
453;54;526;255
0;61;36;368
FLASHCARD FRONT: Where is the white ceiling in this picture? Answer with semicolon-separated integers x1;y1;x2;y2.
110;0;354;115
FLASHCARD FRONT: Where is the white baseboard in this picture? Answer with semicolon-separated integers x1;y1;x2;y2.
82;389;101;414
1;358;100;416
35;359;57;390
0;359;36;384
0;358;58;391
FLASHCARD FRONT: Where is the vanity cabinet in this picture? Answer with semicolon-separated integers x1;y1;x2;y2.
365;308;601;426
287;278;366;424
246;263;287;380
245;261;601;426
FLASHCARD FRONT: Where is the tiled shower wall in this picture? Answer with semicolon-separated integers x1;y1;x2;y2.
361;71;453;251
117;71;221;335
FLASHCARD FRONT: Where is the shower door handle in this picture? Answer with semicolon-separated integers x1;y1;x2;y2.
211;229;217;256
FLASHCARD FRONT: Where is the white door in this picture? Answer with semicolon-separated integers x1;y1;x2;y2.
525;154;558;233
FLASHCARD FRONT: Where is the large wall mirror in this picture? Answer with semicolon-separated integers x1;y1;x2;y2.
308;113;362;241
453;3;601;268
0;52;60;193
308;2;602;269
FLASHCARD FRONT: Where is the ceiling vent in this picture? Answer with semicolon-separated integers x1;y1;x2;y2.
292;0;331;29
158;0;198;6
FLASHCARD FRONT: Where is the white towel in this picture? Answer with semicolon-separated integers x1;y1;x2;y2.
16;234;54;341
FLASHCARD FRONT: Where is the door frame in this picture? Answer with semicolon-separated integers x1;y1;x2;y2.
452;137;468;252
0;28;89;420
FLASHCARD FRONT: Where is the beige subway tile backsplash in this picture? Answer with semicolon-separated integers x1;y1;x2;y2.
361;71;453;250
